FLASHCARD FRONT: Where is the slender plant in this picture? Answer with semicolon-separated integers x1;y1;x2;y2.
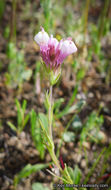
34;27;78;188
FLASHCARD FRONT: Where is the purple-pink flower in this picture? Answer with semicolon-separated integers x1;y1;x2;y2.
34;27;77;71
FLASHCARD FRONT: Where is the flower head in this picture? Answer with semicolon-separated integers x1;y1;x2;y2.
34;28;77;71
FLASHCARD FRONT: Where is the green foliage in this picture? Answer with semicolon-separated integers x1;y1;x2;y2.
53;98;64;114
32;183;50;190
89;23;101;55
80;111;104;146
71;114;82;132
99;144;111;179
8;99;29;134
0;0;5;21
40;0;52;31
14;163;50;187
68;165;81;184
84;148;106;184
89;17;111;84
4;25;10;39
60;164;81;189
30;110;48;159
56;99;85;119
98;0;110;39
0;61;3;72
5;42;32;89
63;131;75;142
76;68;86;81
55;86;85;119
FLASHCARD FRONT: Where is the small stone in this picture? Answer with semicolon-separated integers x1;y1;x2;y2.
19;131;26;139
92;145;96;151
0;153;5;159
77;154;82;163
71;153;82;163
39;171;45;178
83;141;90;150
7;136;18;146
61;147;68;156
47;175;52;181
88;92;94;98
17;142;23;150
98;131;107;144
81;159;86;168
68;142;74;149
4;133;9;139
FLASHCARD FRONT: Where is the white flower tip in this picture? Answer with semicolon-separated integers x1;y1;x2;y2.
34;28;49;46
61;40;77;55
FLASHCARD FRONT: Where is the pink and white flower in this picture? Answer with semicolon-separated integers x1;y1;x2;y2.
34;27;77;71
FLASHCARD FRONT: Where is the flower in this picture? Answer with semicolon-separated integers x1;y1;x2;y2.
34;27;77;71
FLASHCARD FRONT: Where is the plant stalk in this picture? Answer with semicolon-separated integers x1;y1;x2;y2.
10;0;17;42
98;0;110;40
47;85;78;189
84;0;90;41
49;85;53;140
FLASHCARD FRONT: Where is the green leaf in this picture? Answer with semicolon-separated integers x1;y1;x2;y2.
22;99;27;114
55;85;80;119
84;148;106;184
66;166;81;185
7;121;17;132
80;111;104;145
30;110;45;159
14;163;50;187
50;69;61;85
56;99;85;118
39;113;48;131
22;69;32;81
39;119;54;150
63;131;75;142
23;114;29;128
67;85;78;108
7;42;16;59
16;52;24;64
71;115;82;131
15;99;23;127
69;100;85;113
73;165;81;184
44;91;50;112
53;98;64;114
0;1;5;20
35;61;41;73
32;183;50;190
30;110;37;129
67;167;75;182
77;68;85;81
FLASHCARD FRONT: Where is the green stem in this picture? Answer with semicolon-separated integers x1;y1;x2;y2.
98;0;110;39
47;85;77;189
83;0;90;41
10;0;17;42
49;85;53;140
50;149;62;171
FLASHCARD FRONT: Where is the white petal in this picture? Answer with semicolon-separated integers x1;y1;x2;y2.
49;35;59;48
60;40;77;55
34;30;49;46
